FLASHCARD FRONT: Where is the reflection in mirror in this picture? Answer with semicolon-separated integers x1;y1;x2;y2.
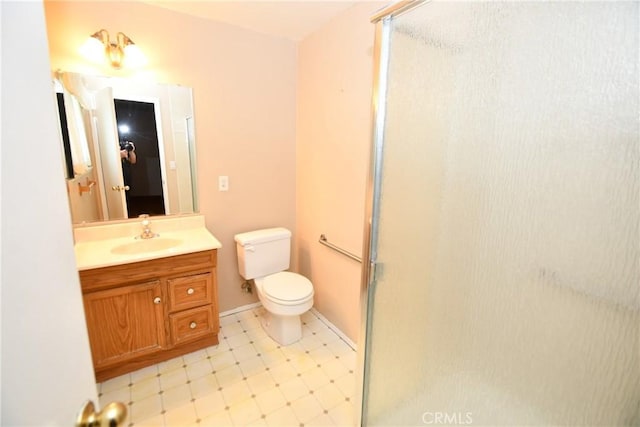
54;90;76;179
54;72;198;224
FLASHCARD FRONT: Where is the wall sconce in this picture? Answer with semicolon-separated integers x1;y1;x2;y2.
80;29;146;69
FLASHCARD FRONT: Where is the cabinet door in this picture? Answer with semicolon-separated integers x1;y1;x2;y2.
83;280;166;369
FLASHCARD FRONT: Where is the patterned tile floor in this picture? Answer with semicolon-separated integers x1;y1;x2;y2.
98;307;357;426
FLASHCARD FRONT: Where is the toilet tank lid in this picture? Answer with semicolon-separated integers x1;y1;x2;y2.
234;228;291;246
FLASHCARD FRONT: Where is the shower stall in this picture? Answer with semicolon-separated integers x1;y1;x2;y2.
359;1;639;425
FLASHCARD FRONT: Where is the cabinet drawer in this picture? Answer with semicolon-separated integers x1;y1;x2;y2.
167;273;213;312
170;306;215;345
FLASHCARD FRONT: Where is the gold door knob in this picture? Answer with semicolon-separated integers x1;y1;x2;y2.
111;185;131;191
76;399;127;427
187;288;195;295
153;297;161;304
189;322;197;329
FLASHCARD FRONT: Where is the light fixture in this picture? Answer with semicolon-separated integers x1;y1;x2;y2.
80;29;146;69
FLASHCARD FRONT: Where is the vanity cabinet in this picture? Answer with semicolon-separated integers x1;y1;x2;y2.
79;250;219;382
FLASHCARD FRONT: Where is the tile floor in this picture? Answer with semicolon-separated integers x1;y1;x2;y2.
98;307;357;426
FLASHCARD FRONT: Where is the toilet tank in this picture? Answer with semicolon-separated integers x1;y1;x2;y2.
235;228;291;280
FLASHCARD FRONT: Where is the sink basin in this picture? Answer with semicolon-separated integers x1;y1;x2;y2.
110;238;183;255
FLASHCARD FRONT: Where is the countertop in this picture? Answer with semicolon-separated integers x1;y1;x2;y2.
73;214;222;271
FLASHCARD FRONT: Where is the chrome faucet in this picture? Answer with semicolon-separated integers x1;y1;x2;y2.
139;214;156;239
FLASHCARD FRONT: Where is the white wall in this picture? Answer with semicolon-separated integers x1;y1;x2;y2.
1;2;99;424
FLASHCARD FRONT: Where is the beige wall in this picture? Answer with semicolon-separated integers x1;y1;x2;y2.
296;2;383;342
44;1;297;312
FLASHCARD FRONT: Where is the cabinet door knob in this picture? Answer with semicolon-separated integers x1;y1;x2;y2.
189;322;197;329
153;297;161;304
187;288;195;295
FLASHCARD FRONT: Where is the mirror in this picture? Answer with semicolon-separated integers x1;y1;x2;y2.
54;71;198;224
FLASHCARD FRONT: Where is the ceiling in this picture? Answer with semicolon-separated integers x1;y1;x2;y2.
143;1;369;41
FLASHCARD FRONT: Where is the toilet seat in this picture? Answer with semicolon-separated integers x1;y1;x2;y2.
262;272;313;305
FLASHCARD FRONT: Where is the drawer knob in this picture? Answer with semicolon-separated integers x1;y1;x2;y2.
187;288;195;295
153;297;161;304
189;322;197;329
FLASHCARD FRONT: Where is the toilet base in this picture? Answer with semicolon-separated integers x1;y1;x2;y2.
260;311;302;346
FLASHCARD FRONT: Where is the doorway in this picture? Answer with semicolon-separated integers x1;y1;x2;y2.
114;99;166;218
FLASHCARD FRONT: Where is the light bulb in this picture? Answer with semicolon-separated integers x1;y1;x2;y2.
80;36;106;65
123;44;147;68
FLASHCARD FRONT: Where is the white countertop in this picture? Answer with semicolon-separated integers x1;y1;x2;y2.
73;214;222;271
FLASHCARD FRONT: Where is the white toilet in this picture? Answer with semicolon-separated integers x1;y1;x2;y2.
234;228;314;345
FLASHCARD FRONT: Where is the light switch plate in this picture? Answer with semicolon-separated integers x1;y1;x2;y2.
218;176;229;191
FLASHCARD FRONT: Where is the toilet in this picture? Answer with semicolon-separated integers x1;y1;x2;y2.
234;228;314;345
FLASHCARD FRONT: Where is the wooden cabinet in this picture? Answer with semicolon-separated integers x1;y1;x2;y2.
79;250;219;382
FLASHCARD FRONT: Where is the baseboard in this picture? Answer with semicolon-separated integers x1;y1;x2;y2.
310;308;357;351
220;303;357;351
219;302;262;318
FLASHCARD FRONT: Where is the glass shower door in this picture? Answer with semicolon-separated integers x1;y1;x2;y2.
361;1;639;425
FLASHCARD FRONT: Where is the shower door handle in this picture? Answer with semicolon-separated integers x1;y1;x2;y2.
369;261;382;285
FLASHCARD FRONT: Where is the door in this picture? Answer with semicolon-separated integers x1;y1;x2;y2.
95;87;127;219
113;98;167;218
360;1;639;425
2;1;102;424
187;116;198;212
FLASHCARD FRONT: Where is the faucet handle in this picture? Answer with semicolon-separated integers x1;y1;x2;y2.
139;214;151;228
137;214;157;239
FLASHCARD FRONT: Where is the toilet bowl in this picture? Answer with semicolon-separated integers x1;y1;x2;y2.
235;228;315;345
254;272;314;345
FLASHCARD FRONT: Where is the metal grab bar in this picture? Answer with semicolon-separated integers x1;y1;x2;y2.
318;234;362;263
